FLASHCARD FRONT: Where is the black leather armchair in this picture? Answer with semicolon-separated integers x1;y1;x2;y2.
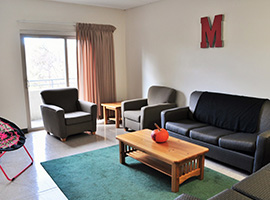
121;85;177;131
40;88;97;141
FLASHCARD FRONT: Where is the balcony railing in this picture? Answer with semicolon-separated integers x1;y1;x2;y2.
28;78;77;90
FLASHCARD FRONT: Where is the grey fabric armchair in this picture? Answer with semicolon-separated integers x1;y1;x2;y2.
40;88;97;141
122;85;177;131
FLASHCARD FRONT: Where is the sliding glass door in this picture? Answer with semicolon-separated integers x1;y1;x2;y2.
21;36;77;129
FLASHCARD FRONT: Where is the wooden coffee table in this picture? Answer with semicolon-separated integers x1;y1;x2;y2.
116;129;209;192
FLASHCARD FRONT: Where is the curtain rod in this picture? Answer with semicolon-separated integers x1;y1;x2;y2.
17;20;76;26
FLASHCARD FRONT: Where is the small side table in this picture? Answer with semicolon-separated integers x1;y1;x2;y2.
101;102;122;128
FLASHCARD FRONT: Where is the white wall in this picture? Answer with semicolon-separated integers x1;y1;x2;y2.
0;0;126;128
126;0;270;106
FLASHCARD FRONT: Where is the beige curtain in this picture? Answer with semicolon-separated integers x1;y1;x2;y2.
76;23;116;118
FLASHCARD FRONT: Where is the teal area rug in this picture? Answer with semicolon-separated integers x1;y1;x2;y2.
41;145;238;200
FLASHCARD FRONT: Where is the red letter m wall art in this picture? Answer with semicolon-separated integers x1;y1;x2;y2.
201;14;224;48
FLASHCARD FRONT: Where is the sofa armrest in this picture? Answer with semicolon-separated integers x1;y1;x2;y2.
253;130;270;172
78;100;97;117
40;104;66;137
140;103;177;130
161;107;189;128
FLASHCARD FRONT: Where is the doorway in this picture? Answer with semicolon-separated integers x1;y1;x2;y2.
21;35;77;130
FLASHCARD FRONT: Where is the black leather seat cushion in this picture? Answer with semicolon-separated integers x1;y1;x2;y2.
219;133;257;154
209;189;252;200
165;119;207;136
233;169;270;200
190;126;235;145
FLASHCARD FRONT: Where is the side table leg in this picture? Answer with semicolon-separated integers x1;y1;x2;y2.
119;141;125;164
115;108;120;128
171;163;180;192
103;106;108;125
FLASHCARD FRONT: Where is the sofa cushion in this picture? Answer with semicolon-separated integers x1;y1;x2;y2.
165;119;207;136
190;126;235;145
124;110;141;122
233;168;270;200
65;111;92;125
209;189;252;200
219;133;257;154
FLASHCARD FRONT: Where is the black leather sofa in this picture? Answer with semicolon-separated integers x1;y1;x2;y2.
161;91;270;173
175;163;270;200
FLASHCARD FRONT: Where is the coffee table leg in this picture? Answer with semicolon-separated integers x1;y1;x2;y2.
199;155;205;180
171;163;180;192
119;141;125;164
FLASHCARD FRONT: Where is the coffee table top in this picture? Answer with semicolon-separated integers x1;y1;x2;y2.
116;129;209;164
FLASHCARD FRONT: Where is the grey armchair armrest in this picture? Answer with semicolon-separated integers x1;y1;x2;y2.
141;103;177;129
121;98;147;129
254;130;270;172
78;100;97;115
122;98;147;111
161;107;189;128
40;104;66;138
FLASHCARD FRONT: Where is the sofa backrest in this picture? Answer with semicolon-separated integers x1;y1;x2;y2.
40;87;79;113
147;85;176;105
190;91;269;133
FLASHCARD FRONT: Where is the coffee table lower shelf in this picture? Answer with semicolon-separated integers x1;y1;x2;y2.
128;150;171;176
125;149;202;192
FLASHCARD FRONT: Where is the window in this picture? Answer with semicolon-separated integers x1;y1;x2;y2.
22;36;77;129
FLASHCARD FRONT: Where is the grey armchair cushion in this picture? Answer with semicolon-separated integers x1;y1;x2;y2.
209;189;252;200
147;85;176;105
124;110;141;122
65;111;92;125
41;88;78;113
174;193;201;200
233;168;270;200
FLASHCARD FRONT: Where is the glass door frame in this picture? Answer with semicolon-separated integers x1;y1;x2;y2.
20;34;76;131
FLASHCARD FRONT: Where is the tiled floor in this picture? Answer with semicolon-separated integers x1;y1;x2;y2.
0;121;248;200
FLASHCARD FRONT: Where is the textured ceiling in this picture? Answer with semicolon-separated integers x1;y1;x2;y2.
44;0;163;10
